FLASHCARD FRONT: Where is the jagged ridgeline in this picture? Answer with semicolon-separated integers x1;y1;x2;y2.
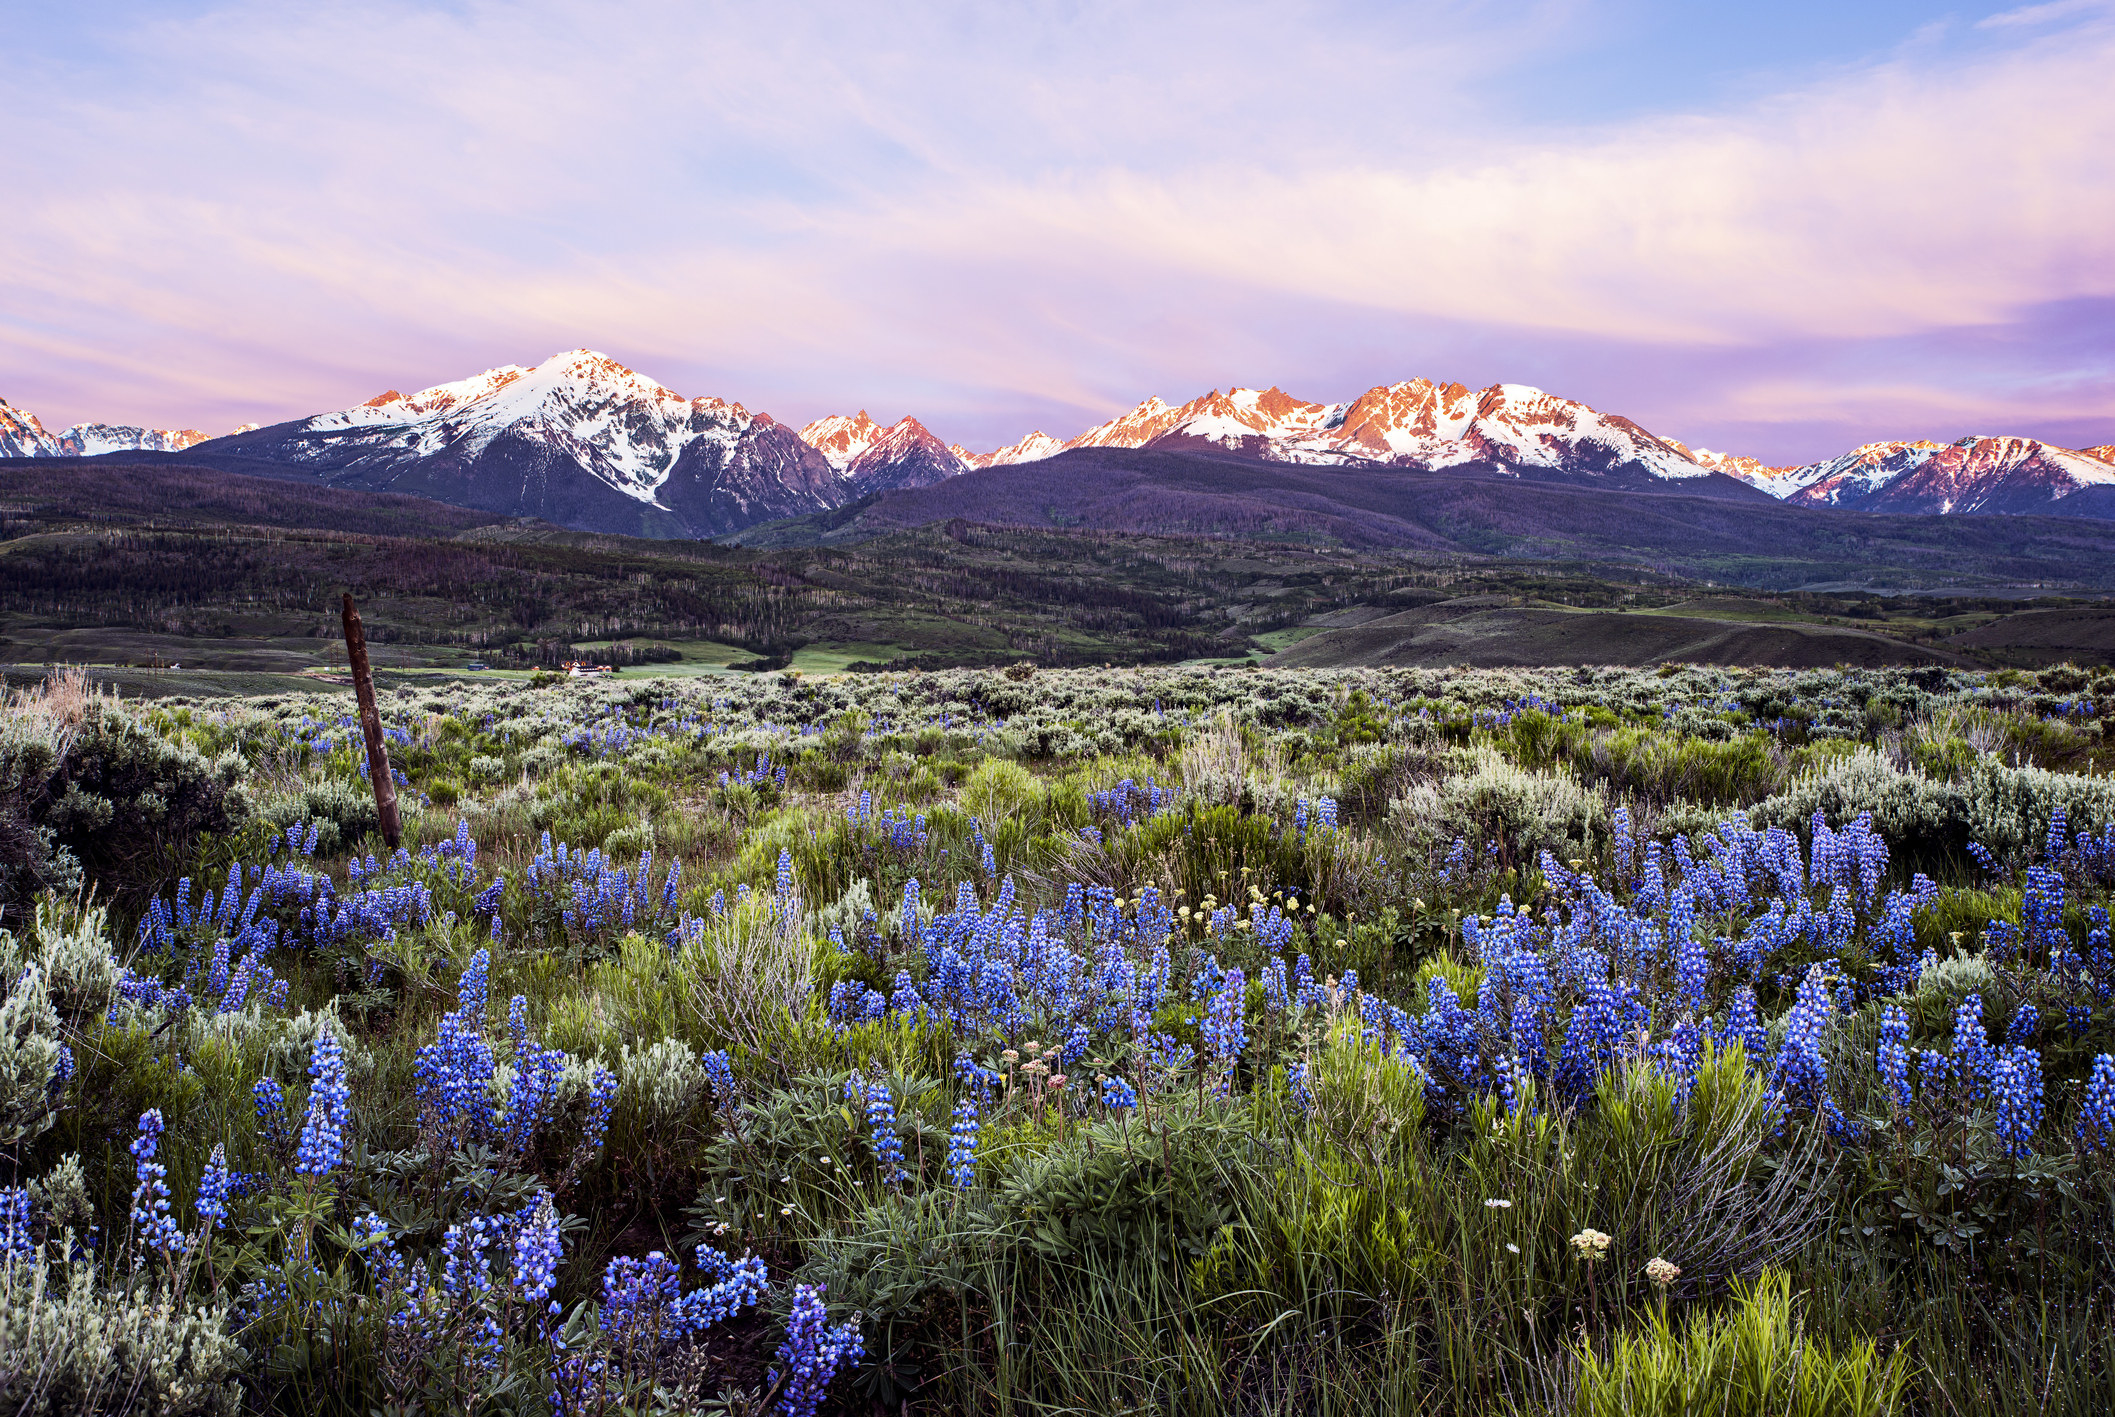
2;658;2115;1414
7;352;2114;545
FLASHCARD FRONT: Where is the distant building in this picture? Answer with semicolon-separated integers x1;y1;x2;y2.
564;662;613;678
465;661;487;671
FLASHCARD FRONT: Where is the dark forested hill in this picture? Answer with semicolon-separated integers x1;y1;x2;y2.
726;446;2115;591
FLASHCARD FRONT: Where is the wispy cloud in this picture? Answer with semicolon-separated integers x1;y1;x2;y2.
1;0;2110;461
1978;0;2113;29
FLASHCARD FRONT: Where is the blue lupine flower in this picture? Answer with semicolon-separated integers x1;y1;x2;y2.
1992;1045;2044;1159
295;1032;351;1178
441;1215;495;1307
583;1065;620;1153
1100;1076;1138;1112
669;1247;770;1335
1203;968;1247;1080
1877;1004;1912;1113
512;1194;563;1310
2078;1054;2115;1154
129;1109;186;1255
1;1186;33;1261
699;1049;736;1107
549;1346;610;1416
196;1143;233;1228
352;1211;405;1289
1771;966;1848;1136
457;947;491;1020
947;1099;980;1188
770;1283;865;1417
1952;995;1994;1104
253;1076;293;1156
1288;1059;1313;1114
865;1077;908;1186
602;1249;765;1353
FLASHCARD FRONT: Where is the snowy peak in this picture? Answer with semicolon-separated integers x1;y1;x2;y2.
2083;444;2114;466
961;429;1066;469
0;397;60;456
196;349;841;536
798;411;885;472
962;379;1724;484
1331;379;1478;453
1435;383;1710;480
1154;386;1341;452
844;415;966;494
1666;442;1795;493
59;423;211;455
1064;396;1181;452
1230;378;1713;481
288;349;754;505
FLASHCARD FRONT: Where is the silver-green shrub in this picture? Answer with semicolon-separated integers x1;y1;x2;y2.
617;1036;710;1125
0;963;65;1147
0;1253;244;1416
1390;746;1607;865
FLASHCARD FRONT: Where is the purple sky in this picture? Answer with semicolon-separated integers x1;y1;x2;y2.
4;0;2113;463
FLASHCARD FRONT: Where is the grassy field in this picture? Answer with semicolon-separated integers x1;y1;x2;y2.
3;658;2114;1414
1268;599;1973;670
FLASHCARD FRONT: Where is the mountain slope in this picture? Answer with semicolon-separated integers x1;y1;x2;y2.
724;445;2115;590
193;350;842;537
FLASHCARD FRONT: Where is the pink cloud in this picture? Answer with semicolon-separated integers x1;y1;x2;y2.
0;0;2109;462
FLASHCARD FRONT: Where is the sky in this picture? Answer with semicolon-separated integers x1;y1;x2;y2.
3;0;2113;463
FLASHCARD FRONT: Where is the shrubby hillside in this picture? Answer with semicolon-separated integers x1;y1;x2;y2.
3;658;2115;1413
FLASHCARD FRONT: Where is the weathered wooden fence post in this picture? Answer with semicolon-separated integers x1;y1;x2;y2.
341;592;402;850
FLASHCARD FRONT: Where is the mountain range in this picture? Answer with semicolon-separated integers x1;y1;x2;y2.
0;397;220;456
6;349;2113;538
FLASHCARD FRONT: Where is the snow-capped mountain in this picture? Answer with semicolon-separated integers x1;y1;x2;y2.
1148;387;1345;459
1781;436;2115;517
962;380;1734;490
799;411;967;494
202;350;842;537
843;417;964;494
0;398;57;457
58;423;211;455
0;397;210;456
797;411;886;471
16;358;2115;536
957;430;1066;469
1693;436;2115;518
1297;381;1713;483
1665;442;1793;490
